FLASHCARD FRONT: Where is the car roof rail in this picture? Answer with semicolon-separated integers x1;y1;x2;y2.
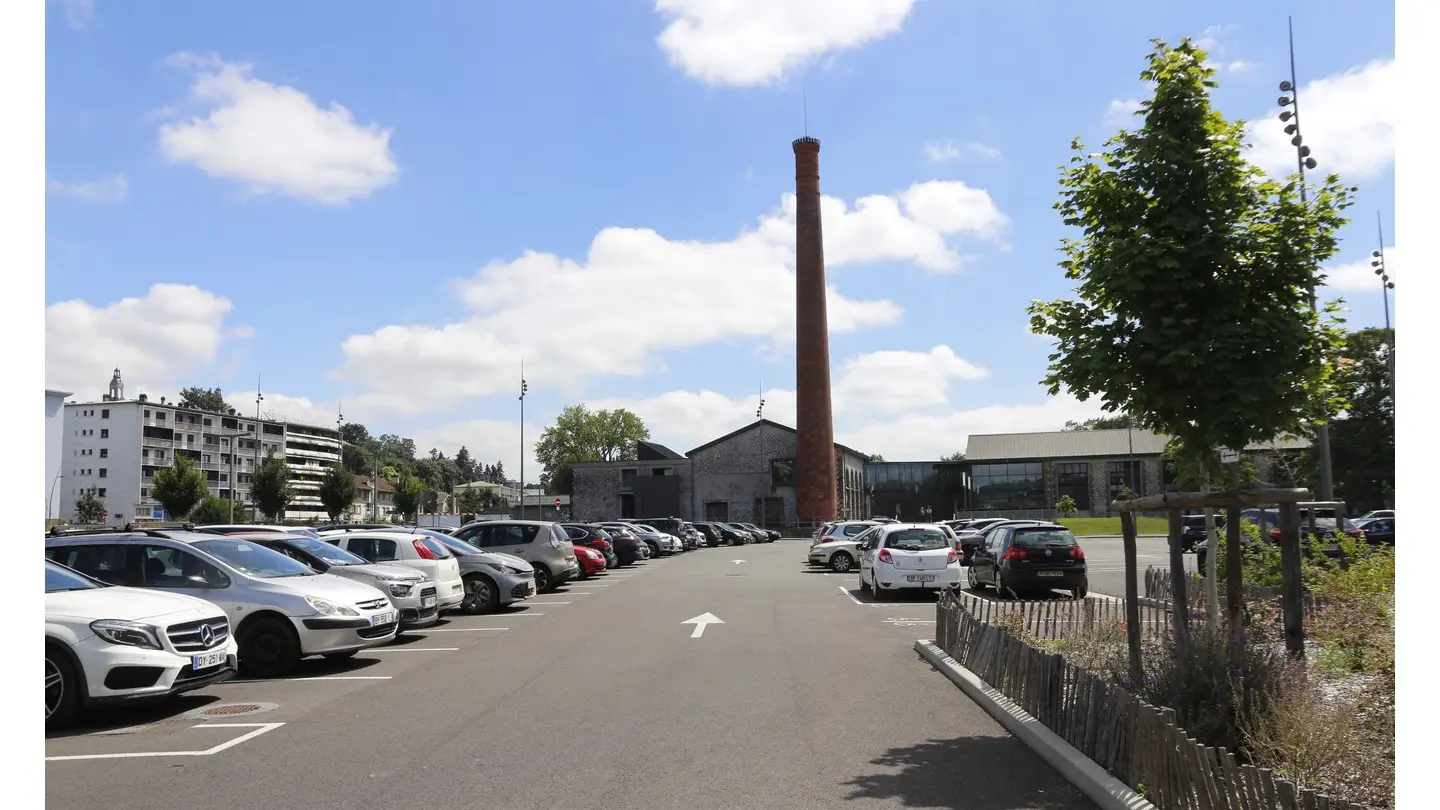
46;523;197;539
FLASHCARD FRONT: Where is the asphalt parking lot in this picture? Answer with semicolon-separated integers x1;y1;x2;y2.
48;542;1096;810
1079;534;1197;597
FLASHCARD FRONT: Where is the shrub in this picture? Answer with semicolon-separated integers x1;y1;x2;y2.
1055;495;1079;518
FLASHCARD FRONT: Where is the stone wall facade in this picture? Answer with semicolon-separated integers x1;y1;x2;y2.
691;423;799;525
570;459;695;522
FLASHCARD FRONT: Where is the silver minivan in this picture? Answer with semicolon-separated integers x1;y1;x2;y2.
450;520;579;592
46;530;399;678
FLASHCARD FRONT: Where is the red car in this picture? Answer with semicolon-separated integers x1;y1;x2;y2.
574;544;608;578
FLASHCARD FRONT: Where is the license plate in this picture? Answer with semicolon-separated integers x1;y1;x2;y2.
1037;571;1065;577
421;596;437;608
192;650;226;670
906;574;938;582
370;611;396;626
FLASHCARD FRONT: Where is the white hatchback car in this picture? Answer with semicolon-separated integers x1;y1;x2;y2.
326;532;466;612
857;523;963;595
45;559;239;729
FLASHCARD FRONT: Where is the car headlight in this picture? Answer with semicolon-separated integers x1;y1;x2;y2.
89;619;163;650
305;595;360;617
381;580;415;597
488;564;528;576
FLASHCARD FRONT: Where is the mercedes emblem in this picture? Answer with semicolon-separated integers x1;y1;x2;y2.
199;624;214;647
1045;549;1052;557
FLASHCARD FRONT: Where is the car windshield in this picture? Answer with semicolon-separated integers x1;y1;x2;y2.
192;538;319;578
884;529;948;551
46;560;101;592
606;526;636;538
286;536;369;566
438;535;485;556
634;524;659;533
1011;528;1079;548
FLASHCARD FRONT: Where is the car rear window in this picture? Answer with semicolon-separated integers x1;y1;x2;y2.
842;524;873;536
883;529;948;551
1011;528;1079;548
417;537;453;558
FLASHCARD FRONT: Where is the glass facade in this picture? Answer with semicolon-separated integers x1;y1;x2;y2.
1056;462;1090;511
967;462;1046;510
1107;460;1144;499
864;461;968;520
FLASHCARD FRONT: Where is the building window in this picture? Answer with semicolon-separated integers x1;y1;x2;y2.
142;449;149;458
98;488;106;498
99;449;108;458
141;488;148;498
100;429;109;439
1056;463;1090;511
101;409;110;419
203;455;212;464
968;462;1045;510
156;412;167;420
770;458;796;487
98;468;107;478
1107;461;1143;499
145;409;151;418
203;418;212;427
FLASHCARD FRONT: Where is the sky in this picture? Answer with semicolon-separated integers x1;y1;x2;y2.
43;0;1397;482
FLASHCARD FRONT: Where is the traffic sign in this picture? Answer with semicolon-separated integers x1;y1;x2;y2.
1220;448;1240;464
554;497;561;509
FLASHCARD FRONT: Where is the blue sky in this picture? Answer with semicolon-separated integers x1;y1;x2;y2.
43;0;1396;478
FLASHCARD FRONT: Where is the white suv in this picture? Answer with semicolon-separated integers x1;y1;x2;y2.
45;560;239;730
47;530;399;678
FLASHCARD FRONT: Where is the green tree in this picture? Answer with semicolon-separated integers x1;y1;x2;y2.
178;386;233;414
454;446;474;482
392;473;424;521
1026;38;1353;488
152;454;208;521
1064;415;1137;431
940;451;966;462
868;454;885;462
318;464;359;522
1055;495;1080;518
1329;327;1394;512
338;422;370;446
189;496;232;525
534;404;650;495
455;486;494;515
74;487;107;523
489;461;505;484
250;450;293;520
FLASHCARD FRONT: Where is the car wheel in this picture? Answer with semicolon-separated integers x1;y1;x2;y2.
532;565;554;593
967;564;984;590
859;574;871;593
830;553;854;573
45;644;80;731
239;616;302;678
461;575;498;615
1072;584;1088;600
323;651;358;661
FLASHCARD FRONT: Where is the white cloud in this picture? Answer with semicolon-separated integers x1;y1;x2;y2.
1322;246;1395;294
1194;24;1235;55
655;0;915;86
1245;59;1395;181
47;174;128;203
924;140;1003;163
1224;60;1256;74
158;52;399;205
50;0;95;30
333;180;1007;414
1103;98;1143;129
46;284;235;398
831;346;988;413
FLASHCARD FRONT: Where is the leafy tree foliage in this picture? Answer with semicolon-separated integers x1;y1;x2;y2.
1027;39;1354;483
534;405;650;495
74;487;107;523
251;449;293;520
189;496;232;525
152;454;208;521
318;464;359;522
867;454;885;462
940;451;966;462
456;486;498;515
1064;415;1137;431
392;473;425;521
454;446;474;482
178;386;233;414
1329;327;1394;511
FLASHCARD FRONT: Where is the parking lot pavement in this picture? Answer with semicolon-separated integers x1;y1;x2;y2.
49;547;1094;810
1079;535;1196;597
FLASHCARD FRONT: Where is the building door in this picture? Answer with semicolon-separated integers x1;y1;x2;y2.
705;501;729;522
620;493;635;519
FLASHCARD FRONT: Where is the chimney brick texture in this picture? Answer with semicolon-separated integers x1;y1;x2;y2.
792;136;838;524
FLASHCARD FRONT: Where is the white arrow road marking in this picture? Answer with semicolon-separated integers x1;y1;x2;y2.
732;559;746;564
681;612;724;638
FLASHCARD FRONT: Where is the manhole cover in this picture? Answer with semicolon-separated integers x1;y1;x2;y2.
185;702;277;720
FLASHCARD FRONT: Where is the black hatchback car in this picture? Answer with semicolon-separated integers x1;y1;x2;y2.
967;522;1088;599
561;524;622;567
691;523;723;547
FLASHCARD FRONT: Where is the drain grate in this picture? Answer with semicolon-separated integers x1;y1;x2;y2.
186;702;277;720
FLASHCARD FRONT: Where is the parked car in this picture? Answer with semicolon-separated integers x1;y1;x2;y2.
1360;509;1394;520
632;523;685;554
1180;514;1226;553
323;531;466;612
1357;516;1395;545
807;525;878;573
857;524;964;595
46;529;399;678
45;559;239;730
954;520;1043;565
737;522;780;542
314;523;393;533
967;522;1088;599
574;545;608;578
424;533;537;614
813;521;879;547
450;520;581;592
226;532;440;630
199;524;322;539
601;522;677;556
691;522;722;548
561;524;620;567
636;518;691;549
711;522;752;545
680;523;705;548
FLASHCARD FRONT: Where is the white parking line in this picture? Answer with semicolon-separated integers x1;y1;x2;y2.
838;586;863;605
223;675;394;685
498;611;545;616
425;627;509;632
366;647;460;652
527;601;572;605
46;722;285;762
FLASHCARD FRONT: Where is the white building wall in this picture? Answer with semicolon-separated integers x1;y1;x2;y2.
60;400;143;525
45;390;70;519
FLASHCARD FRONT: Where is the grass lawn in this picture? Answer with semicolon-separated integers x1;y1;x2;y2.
1058;516;1169;536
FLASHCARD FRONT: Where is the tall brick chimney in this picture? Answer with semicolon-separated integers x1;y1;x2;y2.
792;136;838;524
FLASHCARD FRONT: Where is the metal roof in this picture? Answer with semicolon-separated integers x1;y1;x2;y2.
964;429;1311;462
687;419;867;460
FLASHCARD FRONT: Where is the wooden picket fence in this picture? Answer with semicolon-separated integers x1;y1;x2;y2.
933;592;1370;810
950;590;1172;642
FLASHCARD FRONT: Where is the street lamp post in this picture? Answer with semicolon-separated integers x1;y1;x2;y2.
1371;213;1395;415
519;362;528;520
1276;16;1335;502
756;390;767;529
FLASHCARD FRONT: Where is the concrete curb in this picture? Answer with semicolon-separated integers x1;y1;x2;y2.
914;640;1156;810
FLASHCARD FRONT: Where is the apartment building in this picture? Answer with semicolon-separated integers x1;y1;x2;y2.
283;421;343;521
57;370;339;524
